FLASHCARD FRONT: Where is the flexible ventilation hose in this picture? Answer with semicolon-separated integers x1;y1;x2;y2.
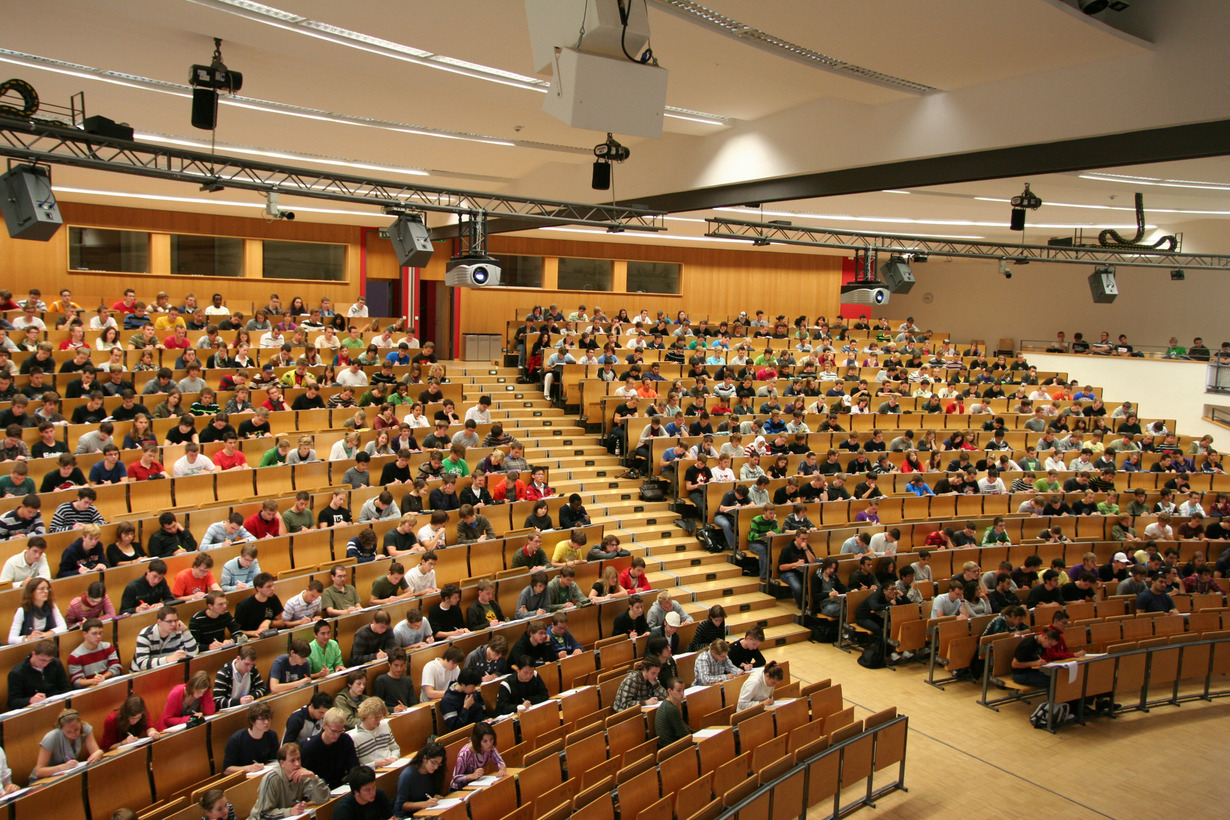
1098;192;1178;251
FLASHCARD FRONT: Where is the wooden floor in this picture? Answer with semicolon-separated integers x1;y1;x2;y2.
761;642;1228;820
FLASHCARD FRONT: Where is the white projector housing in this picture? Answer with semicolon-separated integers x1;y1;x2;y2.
446;257;502;288
840;286;890;306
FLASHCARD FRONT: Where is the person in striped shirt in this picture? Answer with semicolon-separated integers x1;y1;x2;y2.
279;580;324;627
49;487;107;532
213;645;268;708
67;618;123;687
347;697;401;768
64;582;117;627
0;494;44;541
132;605;197;671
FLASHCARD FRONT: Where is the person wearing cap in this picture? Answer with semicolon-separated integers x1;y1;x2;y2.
646;591;692;631
1099;551;1132;583
650;611;684;657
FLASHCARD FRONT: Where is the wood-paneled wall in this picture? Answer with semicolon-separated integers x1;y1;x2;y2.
450;235;844;336
0;202;364;311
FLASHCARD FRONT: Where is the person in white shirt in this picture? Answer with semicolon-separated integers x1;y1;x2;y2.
173;445;219;477
347;298;369;318
336;363;369;388
710;455;736;482
977;469;1007;494
1142;514;1174;541
11;307;45;332
1178;494;1206;518
88;309;118;331
258;328;284;348
420;648;463;702
464;397;492;425
868;528;900;556
406;554;438;595
1044;453;1067;473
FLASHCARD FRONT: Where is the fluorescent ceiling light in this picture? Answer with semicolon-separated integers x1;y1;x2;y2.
0;49;578;153
542;226;747;244
53;186;384;218
974;196;1230;216
135;133;430;177
187;0;731;126
1079;173;1230;192
716;207;1143;232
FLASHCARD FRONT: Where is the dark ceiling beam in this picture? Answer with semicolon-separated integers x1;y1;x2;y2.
440;118;1230;239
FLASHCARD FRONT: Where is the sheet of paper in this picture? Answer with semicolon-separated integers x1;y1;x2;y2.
469;775;500;788
691;727;724;739
330;784;351;796
381;758;411;770
432;798;465;810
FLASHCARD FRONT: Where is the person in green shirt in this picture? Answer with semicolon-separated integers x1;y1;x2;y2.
1017;447;1041;471
308;619;344;675
655;676;689;749
321;565;362;617
441;443;470;477
746;504;781;581
282;492;316;533
341;327;367;351
981;517;1012;545
0;461;35;497
1033;470;1062;493
259;438;291;467
1164;337;1187;359
545;567;589;611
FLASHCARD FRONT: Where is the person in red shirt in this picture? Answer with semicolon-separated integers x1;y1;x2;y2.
213;433;250;471
491;471;526;503
244;500;284;540
618;557;652;592
262;385;289;412
127;442;166;481
164;326;191;350
1040;609;1085;663
172;553;222;600
111;288;138;315
524;467;554;501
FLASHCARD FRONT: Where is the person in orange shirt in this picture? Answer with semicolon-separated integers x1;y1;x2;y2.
172;553;223;601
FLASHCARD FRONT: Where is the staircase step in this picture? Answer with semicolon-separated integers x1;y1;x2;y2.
679;577;762;600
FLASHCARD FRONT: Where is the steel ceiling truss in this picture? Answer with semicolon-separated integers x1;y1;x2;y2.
0;116;667;232
706;217;1230;271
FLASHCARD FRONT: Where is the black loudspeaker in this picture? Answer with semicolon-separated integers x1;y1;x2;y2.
388;215;435;268
877;258;915;294
1088;269;1118;303
592;160;611;191
1010;207;1027;231
191;87;218;130
1;164;62;241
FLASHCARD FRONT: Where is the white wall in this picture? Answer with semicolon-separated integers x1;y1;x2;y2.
1027;353;1221;441
889;257;1226;352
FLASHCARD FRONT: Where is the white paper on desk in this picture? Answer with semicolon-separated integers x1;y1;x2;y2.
683;685;709;696
1082;653;1107;658
246;763;276;779
469;775;499;788
119;736;154;750
432;798;465;810
767;698;796;708
691;728;724;739
330;784;351;796
0;787;32;804
161;723;188;734
381;758;411;771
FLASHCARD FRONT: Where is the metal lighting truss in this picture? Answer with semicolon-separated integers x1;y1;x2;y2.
706;217;1230;271
0;116;667;250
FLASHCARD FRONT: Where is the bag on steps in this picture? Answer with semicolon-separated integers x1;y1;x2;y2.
639;478;668;502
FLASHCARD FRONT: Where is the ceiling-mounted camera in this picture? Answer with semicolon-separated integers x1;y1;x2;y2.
264;191;294;221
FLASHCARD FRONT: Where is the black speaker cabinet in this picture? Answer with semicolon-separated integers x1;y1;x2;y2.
1;165;62;241
389;216;435;268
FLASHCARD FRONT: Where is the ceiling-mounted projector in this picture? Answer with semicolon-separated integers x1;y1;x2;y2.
446;256;502;288
840;284;889;306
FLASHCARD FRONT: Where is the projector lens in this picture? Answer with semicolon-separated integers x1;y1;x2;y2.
472;266;489;284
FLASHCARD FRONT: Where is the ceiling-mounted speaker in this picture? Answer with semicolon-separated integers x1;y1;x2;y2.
877;257;915;294
1;164;62;241
1089;268;1118;303
388;215;435;268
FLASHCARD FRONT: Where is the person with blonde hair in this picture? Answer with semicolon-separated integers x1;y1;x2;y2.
348;697;401;768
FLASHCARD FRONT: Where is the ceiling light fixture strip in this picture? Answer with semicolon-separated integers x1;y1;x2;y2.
0;115;667;230
190;0;730;124
651;0;937;94
0;49;589;154
705;217;1229;270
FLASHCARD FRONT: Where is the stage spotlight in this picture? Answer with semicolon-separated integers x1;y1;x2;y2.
1009;183;1042;231
591;132;629;190
189;38;243;131
1089;266;1118;303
